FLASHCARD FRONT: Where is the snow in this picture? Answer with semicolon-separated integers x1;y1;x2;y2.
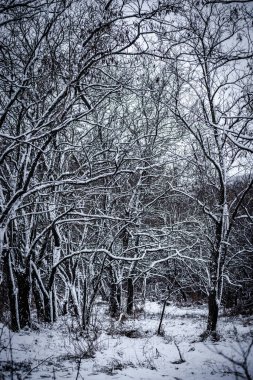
0;302;252;379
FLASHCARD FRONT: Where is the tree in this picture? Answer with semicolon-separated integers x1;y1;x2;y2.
0;0;179;330
160;0;253;336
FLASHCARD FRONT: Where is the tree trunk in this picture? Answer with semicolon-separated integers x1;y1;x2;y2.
126;277;134;315
109;265;119;318
204;253;220;338
69;284;80;318
109;280;119;318
142;276;146;304
99;279;108;301
4;250;20;331
16;269;31;329
205;222;223;337
157;297;169;336
207;289;218;332
82;279;88;329
52;284;58;321
116;281;122;311
32;276;45;322
3;252;31;330
62;287;70;316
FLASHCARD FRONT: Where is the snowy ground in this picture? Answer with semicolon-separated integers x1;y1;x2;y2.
0;302;252;380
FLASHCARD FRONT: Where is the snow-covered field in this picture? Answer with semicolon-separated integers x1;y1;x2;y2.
0;302;252;380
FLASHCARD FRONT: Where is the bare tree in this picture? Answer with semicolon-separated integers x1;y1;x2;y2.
157;0;253;337
0;0;179;330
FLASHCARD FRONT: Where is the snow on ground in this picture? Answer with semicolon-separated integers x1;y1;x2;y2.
0;302;252;380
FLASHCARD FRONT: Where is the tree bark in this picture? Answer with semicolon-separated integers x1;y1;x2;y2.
207;289;218;332
109;264;119;318
157;297;169;336
32;277;45;322
4;250;20;331
82;279;88;329
126;277;134;315
16;269;31;329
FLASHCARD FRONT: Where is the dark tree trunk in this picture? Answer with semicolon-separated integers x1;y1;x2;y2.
32;277;45;322
62;300;68;315
126;277;134;315
82;256;106;329
4;251;20;331
207;289;218;332
0;281;7;321
203;254;220;340
7;285;19;331
109;265;119;318
44;293;53;322
33;276;51;322
16;269;31;329
0;247;9;321
205;240;221;337
52;286;57;321
157;297;169;336
82;279;88;329
109;280;119;318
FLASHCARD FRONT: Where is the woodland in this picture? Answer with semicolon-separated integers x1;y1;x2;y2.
0;0;253;378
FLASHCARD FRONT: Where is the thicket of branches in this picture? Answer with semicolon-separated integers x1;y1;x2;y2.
0;0;252;338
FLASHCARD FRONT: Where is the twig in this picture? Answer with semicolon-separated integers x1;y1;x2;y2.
172;341;185;364
75;357;82;380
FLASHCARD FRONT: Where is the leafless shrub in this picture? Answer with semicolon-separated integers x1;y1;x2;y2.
65;320;102;359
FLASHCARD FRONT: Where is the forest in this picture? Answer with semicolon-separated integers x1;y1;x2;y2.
0;0;253;379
